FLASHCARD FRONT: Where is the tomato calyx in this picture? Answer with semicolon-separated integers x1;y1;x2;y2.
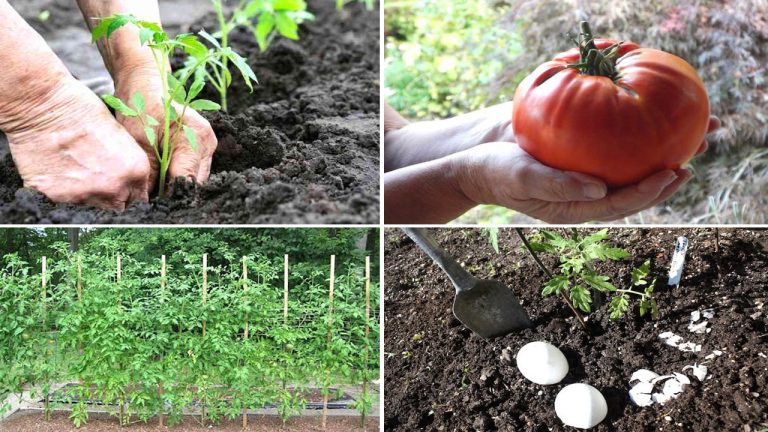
566;21;624;81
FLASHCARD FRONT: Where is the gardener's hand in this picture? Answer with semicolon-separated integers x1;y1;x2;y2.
385;102;515;171
3;77;151;210
452;142;695;223
113;65;217;188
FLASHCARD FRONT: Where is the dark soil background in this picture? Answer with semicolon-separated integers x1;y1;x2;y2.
0;0;379;224
384;228;768;431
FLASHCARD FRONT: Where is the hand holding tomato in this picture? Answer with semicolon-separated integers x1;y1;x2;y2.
451;115;717;223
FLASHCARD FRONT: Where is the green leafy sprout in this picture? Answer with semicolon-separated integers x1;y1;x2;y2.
198;0;313;111
91;14;257;197
526;229;659;321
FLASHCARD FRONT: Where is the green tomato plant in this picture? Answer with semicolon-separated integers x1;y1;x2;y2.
521;229;659;323
1;246;378;428
91;14;256;197
193;0;313;111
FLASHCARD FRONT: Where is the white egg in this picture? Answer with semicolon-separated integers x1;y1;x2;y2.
555;383;608;429
515;341;568;385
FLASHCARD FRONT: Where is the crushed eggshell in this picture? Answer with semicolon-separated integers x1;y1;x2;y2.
683;363;708;381
628;369;692;407
659;332;701;352
629;381;654;407
630;369;660;384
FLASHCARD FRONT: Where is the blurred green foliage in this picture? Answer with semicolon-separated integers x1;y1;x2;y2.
385;0;523;119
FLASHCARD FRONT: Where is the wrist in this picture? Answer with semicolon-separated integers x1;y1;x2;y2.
446;151;483;208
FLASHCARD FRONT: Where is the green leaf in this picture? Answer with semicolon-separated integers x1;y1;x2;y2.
131;92;145;113
542;275;569;296
183;125;197;151
227;51;257;90
138;27;155;46
144;127;157;147
106;14;134;38
102;95;138;117
90;18;112;42
145;115;159;127
254;14;276;51
274;0;306;11
178;34;208;60
275;12;299;40
639;299;649;317
197;29;222;49
609;294;629;320
189;99;221;111
187;77;205;101
169;106;179;121
170;84;187;105
570;285;591;312
582;229;609;245
644;278;657;296
582;273;617;292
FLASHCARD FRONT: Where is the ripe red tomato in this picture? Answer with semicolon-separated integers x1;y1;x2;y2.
512;35;710;187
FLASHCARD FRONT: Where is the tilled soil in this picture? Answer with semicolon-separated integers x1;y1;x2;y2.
0;410;379;431
384;228;768;431
0;0;379;224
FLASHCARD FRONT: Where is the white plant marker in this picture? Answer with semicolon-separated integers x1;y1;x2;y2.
668;236;688;286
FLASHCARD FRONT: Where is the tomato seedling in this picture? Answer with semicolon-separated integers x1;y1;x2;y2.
522;229;658;322
91;14;257;197
190;0;313;111
512;21;710;186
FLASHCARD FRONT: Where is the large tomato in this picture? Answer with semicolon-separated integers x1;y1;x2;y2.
512;24;710;187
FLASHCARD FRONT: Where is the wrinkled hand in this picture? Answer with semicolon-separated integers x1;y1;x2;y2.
5;77;150;210
454;114;719;223
114;65;217;190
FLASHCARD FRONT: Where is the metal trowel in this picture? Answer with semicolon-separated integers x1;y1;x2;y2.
403;228;532;338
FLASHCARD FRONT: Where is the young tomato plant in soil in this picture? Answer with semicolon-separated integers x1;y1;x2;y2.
525;229;659;322
92;14;257;197
194;0;312;111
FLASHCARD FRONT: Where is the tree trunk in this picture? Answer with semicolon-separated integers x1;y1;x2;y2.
68;228;80;252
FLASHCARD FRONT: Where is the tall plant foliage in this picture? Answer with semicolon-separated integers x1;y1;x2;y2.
0;248;379;427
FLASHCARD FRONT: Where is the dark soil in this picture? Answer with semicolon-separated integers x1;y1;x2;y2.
0;0;379;224
1;410;379;431
384;228;768;431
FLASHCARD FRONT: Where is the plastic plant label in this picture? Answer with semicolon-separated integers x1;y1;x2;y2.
668;236;689;286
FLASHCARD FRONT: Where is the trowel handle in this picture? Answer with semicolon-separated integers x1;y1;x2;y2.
402;228;478;293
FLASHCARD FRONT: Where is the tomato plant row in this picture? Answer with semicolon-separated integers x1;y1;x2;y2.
0;249;379;428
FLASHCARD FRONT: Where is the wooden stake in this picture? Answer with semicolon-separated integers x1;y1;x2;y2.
242;256;248;429
42;256;49;421
322;255;336;430
202;253;207;337
159;255;166;427
201;253;207;427
362;256;371;430
116;255;127;426
284;255;289;324
76;256;82;302
41;256;47;322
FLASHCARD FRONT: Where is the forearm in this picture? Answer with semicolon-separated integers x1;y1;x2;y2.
0;0;71;132
384;102;514;172
76;0;163;83
384;156;476;224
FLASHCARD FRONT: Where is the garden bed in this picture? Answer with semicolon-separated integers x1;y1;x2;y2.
0;0;379;224
2;410;378;431
384;228;768;431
